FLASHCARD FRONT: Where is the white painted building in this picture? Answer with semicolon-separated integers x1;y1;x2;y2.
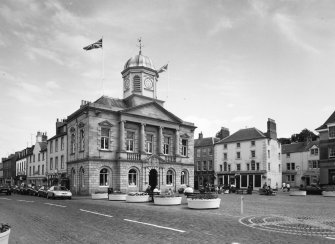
27;132;47;186
214;119;282;189
281;140;319;188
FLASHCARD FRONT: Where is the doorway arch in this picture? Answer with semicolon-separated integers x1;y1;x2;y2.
149;169;158;190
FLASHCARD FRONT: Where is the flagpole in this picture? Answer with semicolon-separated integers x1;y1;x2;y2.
102;36;105;96
167;62;170;101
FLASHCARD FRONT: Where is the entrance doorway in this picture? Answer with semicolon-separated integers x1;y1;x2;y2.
149;169;158;190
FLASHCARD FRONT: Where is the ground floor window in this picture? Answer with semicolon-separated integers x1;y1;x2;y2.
166;170;173;185
241;175;248;187
286;174;295;182
181;170;188;185
128;169;137;186
100;168;109;186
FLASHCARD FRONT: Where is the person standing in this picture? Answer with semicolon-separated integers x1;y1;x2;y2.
286;183;290;192
282;182;286;191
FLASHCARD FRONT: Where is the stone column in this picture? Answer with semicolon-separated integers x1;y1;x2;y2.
158;126;163;155
140;123;146;154
175;129;180;156
119;120;125;152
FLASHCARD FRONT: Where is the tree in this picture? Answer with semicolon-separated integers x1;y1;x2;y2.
278;138;291;145
290;129;318;143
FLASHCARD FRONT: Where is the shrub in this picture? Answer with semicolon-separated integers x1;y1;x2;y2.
127;192;148;196
178;187;185;194
191;193;218;200
0;223;10;233
94;190;107;194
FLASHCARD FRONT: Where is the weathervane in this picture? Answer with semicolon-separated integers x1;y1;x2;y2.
137;37;143;55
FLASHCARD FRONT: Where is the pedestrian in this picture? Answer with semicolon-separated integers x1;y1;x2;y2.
282;182;286;191
167;188;173;196
145;185;151;193
286;183;291;192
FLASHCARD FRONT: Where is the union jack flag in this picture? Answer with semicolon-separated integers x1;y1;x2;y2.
83;38;103;51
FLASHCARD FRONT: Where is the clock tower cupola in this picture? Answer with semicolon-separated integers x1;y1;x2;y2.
121;39;159;99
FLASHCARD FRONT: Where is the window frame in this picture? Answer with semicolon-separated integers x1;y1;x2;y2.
181;139;188;157
128;169;137;186
101;127;110;150
99;168;109;186
145;134;153;154
163;136;171;155
166;170;173;185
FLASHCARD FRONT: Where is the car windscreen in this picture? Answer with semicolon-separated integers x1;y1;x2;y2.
54;186;68;191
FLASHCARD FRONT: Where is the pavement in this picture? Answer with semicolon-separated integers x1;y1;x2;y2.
0;190;335;244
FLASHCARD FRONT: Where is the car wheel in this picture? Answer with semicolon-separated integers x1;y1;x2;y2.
69;197;72;200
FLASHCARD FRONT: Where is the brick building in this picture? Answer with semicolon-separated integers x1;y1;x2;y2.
316;110;335;185
67;50;196;195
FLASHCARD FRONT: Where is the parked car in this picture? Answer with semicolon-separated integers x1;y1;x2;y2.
27;186;39;196
18;186;29;195
46;186;72;200
299;185;324;195
0;185;11;195
37;186;49;198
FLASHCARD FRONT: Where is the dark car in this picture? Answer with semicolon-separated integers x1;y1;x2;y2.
300;185;323;195
37;186;49;198
19;186;29;195
0;185;11;195
27;186;39;196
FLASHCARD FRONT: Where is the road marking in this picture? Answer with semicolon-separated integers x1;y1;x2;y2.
44;203;67;208
17;200;34;203
0;198;11;200
80;209;113;218
124;219;186;233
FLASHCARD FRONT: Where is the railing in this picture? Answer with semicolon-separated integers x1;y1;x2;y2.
127;153;141;161
164;155;176;163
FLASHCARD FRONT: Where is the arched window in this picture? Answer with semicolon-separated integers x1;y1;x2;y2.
79;129;85;151
80;167;85;187
100;168;109;186
71;133;76;154
133;75;141;91
128;169;137;186
71;168;76;187
166;170;173;185
181;171;187;185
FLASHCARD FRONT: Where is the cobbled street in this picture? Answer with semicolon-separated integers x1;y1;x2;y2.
1;191;335;244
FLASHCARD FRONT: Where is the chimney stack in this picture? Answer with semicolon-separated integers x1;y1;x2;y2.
36;131;42;143
267;118;277;140
199;132;203;139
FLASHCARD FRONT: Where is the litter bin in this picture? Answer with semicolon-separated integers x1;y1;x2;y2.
108;187;113;194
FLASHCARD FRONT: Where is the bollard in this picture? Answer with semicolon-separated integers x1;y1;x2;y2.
241;196;244;215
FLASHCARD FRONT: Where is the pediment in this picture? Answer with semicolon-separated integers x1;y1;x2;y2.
122;102;182;123
98;120;114;127
142;154;165;165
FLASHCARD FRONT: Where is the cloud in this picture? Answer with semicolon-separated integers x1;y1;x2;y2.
208;18;233;36
26;47;65;65
45;81;60;89
273;13;320;54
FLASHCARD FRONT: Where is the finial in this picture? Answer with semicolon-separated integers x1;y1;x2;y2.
137;37;143;55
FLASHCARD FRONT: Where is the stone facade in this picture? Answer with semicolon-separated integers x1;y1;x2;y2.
67;51;196;195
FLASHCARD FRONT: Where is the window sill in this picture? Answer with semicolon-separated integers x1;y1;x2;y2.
128;185;137;187
99;185;109;188
99;149;112;152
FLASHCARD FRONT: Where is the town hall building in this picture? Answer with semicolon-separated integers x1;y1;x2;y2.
66;49;196;195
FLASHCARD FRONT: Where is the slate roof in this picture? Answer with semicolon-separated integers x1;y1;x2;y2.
316;110;335;130
281;141;319;154
94;96;128;109
195;137;220;147
216;127;266;144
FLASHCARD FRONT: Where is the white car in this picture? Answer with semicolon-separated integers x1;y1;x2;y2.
46;186;72;200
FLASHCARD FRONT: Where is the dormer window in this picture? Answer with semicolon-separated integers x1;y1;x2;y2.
133;75;141;91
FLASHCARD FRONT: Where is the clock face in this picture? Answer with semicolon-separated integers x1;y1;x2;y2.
124;78;130;90
144;78;153;89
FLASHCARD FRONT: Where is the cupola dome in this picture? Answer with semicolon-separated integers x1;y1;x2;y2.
124;53;155;70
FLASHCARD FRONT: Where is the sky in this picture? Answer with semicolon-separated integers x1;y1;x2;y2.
1;0;335;159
